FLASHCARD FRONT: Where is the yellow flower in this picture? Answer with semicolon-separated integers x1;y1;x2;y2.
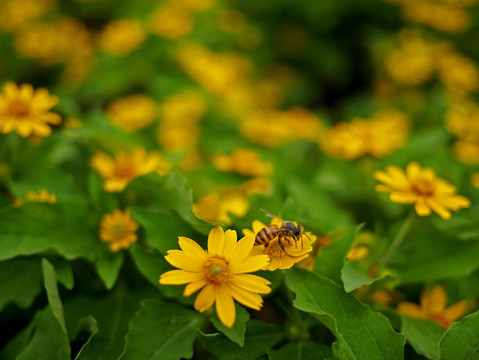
435;47;479;95
98;19;146;56
472;172;479;188
0;82;61;137
0;0;55;32
374;162;471;219
25;188;57;203
149;6;193;40
99;209;139;252
193;191;249;225
320;109;410;159
90;148;171;192
213;148;273;177
296;235;332;271
243;219;316;271
397;285;467;329
159;227;271;328
106;95;156;132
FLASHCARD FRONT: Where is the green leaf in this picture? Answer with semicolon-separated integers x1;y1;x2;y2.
120;299;203;360
16;307;71;360
401;316;444;360
267;341;333;360
211;304;250;346
314;225;360;284
341;260;389;293
285;267;405;360
0;203;99;261
50;257;74;290
439;311;479;360
72;316;99;360
0;256;42;312
42;258;68;335
198;320;283;360
0;313;36;359
95;252;124;290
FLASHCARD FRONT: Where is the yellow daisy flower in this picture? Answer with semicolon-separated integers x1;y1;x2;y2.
106;94;156;132
397;285;467;329
374;162;470;219
90;147;171;192
212;148;273;177
242;219;316;271
26;188;57;203
0;82;62;137
98;19;146;56
159;227;271;328
99;209;139;252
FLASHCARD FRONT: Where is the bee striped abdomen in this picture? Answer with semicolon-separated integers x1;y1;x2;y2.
255;225;279;247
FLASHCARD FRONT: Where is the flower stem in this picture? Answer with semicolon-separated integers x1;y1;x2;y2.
378;210;415;266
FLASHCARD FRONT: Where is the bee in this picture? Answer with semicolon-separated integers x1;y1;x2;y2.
255;209;309;252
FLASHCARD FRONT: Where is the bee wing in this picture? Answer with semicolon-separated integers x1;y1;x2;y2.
259;208;282;219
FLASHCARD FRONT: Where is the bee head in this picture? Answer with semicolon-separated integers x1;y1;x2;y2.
295;224;303;237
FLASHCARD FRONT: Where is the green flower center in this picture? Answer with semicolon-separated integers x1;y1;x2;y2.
204;256;231;284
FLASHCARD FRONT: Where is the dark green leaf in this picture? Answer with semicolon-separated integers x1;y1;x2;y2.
120;299;203;360
0;257;42;312
50;257;74;290
439;311;479;360
95;252;123;290
267;340;332;360
42;258;67;335
286;267;405;360
341;260;389;293
211;304;250;347
401;316;444;360
198;320;283;360
72;316;99;360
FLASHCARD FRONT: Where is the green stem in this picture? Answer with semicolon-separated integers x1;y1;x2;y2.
378;210;415;266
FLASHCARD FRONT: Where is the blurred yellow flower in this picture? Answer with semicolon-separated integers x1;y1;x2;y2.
25;188;57;203
213;148;273;177
91;148;171;192
243;219;316;271
171;0;214;11
472;173;479;188
296;235;332;271
98;19;147;55
193;191;249;225
106;94;156;132
0;0;55;32
149;7;193;39
321;109;410;159
159;227;271;328
99;209;139;252
397;285;468;329
374;162;470;219
371;289;403;307
0;82;61;138
240;108;323;147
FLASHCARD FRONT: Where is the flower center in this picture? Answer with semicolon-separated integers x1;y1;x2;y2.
8;100;30;117
114;159;138;179
111;223;127;238
411;178;435;196
264;237;295;258
204;256;231;284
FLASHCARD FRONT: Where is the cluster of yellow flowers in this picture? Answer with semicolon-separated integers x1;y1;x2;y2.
0;0;55;32
320;109;410;159
106;94;157;133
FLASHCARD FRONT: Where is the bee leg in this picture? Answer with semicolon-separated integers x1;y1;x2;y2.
301;235;303;250
278;234;286;252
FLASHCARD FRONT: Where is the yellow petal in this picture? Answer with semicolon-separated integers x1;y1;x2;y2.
228;282;263;311
178;236;207;260
183;278;208;297
231;274;271;294
422;286;447;314
390;191;417;204
406;162;422;180
165;249;203;272
229;235;255;266
230;254;270;274
194;283;216;312
443;300;467;324
266;256;283;271
223;229;237;258
397;302;425;318
215;285;236;328
159;269;203;285
208;227;224;256
252;220;266;233
424;197;451;220
414;198;432;216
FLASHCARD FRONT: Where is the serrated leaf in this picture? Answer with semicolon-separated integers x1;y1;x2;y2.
95;252;123;289
267;341;332;360
314;225;360;284
120;299;203;360
285;267;405;360
42;258;67;335
211;304;250;346
0;256;42;312
198;320;283;360
439;311;479;360
401;316;444;360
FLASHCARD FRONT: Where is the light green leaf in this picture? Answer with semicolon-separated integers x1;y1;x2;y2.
401;316;444;360
120;299;203;360
341;260;389;293
439;311;479;360
285;267;405;360
211;304;250;346
198;320;283;360
314;225;360;285
42;258;67;335
95;251;123;290
267;341;332;360
0;256;42;312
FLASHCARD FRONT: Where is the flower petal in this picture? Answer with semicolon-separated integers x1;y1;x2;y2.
165;249;204;272
231;274;271;294
183;278;208;297
228;282;263;310
414;198;432;216
208;227;225;256
215;285;236;328
223;229;237;258
397;302;424;318
178;236;207;260
230;254;270;274
229;235;255;266
422;286;447;314
390;191;417;204
159;269;203;285
194;283;216;312
443;300;467;324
